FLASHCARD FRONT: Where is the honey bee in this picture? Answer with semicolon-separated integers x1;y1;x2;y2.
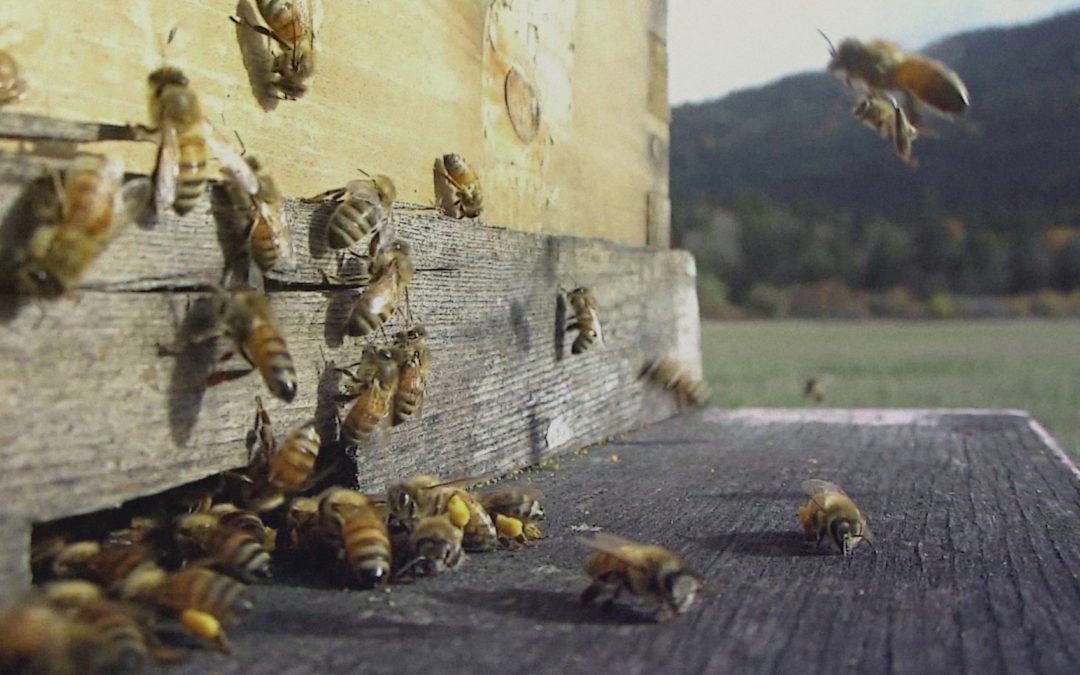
244;0;317;99
346;239;414;337
313;174;397;250
14;156;151;298
821;33;970;118
851;94;918;166
242;396;321;512
173;511;273;583
480;488;545;540
391;325;430;425
155;567;253;652
209;503;277;552
339;345;399;446
48;539;156;592
580;532;704;620
798;479;874;556
565;287;604;354
316;488;392;587
224;155;296;273
147;66;258;215
398;514;465;577
170;284;298;402
0;600;91;675
639;357;711;407
386;476;497;551
284;496;322;550
42;581;157;673
803;376;826;404
0;48;27;106
433;153;483;219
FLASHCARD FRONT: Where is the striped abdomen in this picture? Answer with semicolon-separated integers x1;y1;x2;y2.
249;216;279;272
173;129;208;215
341;381;393;446
267;422;320;492
327;196;382;249
74;605;149;672
257;0;310;45
345;272;401;337
157;568;252;620
63;166;115;236
340;508;391;587
392;361;425;425
206;528;271;583
243;323;297;402
572;327;598;354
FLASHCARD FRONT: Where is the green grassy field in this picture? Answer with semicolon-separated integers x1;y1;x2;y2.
700;320;1080;457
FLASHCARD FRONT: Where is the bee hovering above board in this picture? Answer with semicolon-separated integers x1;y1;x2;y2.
851;94;918;166
234;0;317;100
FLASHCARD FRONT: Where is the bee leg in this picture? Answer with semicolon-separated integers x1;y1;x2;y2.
207;367;255;387
158;324;225;356
306;187;347;203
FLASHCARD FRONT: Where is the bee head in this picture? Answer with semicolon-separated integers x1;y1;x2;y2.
149;67;187;93
661;568;702;614
15;263;65;299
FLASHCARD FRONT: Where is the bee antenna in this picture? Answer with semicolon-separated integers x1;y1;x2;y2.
816;29;837;58
234;130;247;156
356;167;372;178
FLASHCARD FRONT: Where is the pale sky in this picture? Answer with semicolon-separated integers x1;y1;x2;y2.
669;0;1080;104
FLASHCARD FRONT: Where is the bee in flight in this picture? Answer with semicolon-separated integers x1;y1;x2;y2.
802;376;827;404
580;532;704;620
565;287;604;354
224;154;296;273
163;283;298;402
851;94;918;166
146;63;258;215
639;356;710;408
235;0;316;99
798;479;874;556
13;155;151;298
433;153;483;219
0;48;27;106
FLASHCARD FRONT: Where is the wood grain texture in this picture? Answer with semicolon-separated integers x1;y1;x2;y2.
0;0;667;245
0;152;699;580
155;409;1080;674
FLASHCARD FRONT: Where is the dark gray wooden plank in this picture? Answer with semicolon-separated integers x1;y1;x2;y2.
154;408;1080;675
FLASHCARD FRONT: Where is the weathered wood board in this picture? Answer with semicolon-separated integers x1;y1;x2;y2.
0;151;699;584
140;408;1080;674
0;0;669;245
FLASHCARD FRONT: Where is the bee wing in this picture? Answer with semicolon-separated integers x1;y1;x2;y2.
893;56;969;114
112;177;153;236
257;201;297;270
578;532;645;564
154;124;180;211
205;123;259;196
860;519;875;542
589;307;604;345
801;479;845;498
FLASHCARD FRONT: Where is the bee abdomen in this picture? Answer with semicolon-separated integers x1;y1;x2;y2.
212;530;272;582
327;199;376;249
249;218;279;272
267;437;319;490
246;324;297;402
85;612;149;672
159;568;252;619
341;517;391;586
174;133;208;215
341;399;384;446
392;391;420;425
572;329;597;354
345;304;388;337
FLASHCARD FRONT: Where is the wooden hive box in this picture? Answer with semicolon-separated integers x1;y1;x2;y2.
0;0;696;587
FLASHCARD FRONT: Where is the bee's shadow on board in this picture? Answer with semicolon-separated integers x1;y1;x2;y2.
695;530;819;558
163;294;219;446
430;588;656;626
234;0;280;112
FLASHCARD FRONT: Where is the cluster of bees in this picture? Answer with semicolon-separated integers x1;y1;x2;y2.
820;33;970;166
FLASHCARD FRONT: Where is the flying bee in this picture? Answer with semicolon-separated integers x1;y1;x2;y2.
481;488;545;543
851;94;918;166
433;153;483;219
397;514;465;577
224;155;296;273
238;0;317;99
565;287;604;354
154;567;253;652
167;283;298;402
798;479;874;556
345;239;414;337
391;325;431;425
147;65;258;215
639;356;711;407
14;155;151;298
173;512;272;583
821;33;970;119
312;174;397;250
803;376;826;404
0;48;26;105
580;532;704;620
339;344;399;447
241;396;321;512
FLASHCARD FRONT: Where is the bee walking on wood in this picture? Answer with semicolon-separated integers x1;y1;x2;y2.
798;479;874;556
339;345;399;447
311;174;397;250
0;49;27;105
397;514;465;577
433;153;483;219
345;239;414;337
235;0;317;99
240;396;320;512
580;532;704;620
14;156;151;298
146;64;258;215
317;487;392;587
640;356;710;407
224;154;296;273
565;287;604;354
391;325;431;425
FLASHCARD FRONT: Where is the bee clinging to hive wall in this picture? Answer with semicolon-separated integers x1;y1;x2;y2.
312;174;397;251
565;287;604;354
433;153;483;219
345;239;413;338
224;155;296;273
14;156;151;299
339;344;399;447
391;325;431;426
237;0;317;100
580;532;704;620
798;479;874;556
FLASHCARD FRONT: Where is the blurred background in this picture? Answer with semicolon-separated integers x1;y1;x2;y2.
667;1;1080;454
